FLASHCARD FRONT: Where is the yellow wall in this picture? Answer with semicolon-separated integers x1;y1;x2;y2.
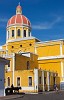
5;71;13;87
36;44;60;57
7;39;35;54
62;43;64;54
15;53;38;70
14;70;34;87
38;59;61;77
2;44;6;50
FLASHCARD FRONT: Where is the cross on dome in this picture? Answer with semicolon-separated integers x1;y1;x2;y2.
19;2;20;6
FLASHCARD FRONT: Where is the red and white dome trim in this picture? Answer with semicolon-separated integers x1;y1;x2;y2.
7;14;31;27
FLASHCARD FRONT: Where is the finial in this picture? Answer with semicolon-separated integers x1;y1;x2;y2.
19;2;20;6
16;2;22;15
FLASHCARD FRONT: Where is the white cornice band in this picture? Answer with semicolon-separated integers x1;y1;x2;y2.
38;55;64;60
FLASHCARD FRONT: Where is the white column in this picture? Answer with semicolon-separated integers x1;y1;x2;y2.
22;27;24;38
47;71;50;91
9;28;11;39
13;53;15;86
42;71;45;91
6;31;8;41
34;69;38;92
4;89;5;96
61;61;64;79
60;41;64;80
26;29;28;37
15;27;16;39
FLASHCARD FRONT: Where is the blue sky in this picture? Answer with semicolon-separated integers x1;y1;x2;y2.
0;0;64;45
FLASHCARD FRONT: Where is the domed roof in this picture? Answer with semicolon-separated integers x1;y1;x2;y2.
7;14;31;27
7;4;31;27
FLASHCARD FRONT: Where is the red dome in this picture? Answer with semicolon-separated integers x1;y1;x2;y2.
7;14;31;27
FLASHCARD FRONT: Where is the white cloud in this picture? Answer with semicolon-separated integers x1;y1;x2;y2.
0;46;2;49
32;16;62;30
0;18;8;22
0;17;8;28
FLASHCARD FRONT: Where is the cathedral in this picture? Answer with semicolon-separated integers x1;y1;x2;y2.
0;4;64;92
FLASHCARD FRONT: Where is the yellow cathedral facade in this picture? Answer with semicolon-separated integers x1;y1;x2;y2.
0;4;64;92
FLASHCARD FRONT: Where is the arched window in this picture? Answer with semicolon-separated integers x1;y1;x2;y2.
28;77;32;86
27;61;30;70
28;31;30;37
17;29;20;36
28;30;30;37
24;30;26;37
7;77;10;87
12;30;14;37
17;77;20;86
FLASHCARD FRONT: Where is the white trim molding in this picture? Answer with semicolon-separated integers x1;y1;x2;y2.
38;55;64;60
7;36;40;43
21;87;34;90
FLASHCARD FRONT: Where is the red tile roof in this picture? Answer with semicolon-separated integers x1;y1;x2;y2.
7;14;31;27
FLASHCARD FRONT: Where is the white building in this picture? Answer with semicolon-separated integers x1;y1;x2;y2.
0;57;9;96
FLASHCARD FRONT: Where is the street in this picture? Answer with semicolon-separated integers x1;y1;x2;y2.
2;91;64;100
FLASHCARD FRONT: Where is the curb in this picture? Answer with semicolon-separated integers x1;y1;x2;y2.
0;95;24;100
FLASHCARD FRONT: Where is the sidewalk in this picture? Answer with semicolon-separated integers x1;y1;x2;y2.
0;90;64;100
0;94;24;100
25;90;64;94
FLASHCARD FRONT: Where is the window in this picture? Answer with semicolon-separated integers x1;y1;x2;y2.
27;61;30;70
8;31;9;39
28;77;32;86
20;45;22;47
39;77;41;84
12;30;14;37
17;29;20;36
12;46;14;48
17;77;20;86
7;77;10;87
28;31;30;37
44;77;46;84
53;77;56;84
24;30;26;37
29;44;32;46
